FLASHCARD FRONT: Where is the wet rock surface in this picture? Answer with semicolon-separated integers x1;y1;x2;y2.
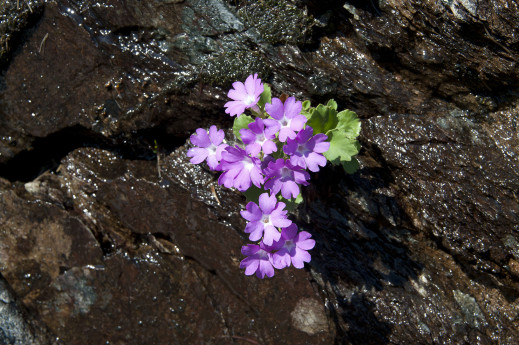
0;0;518;344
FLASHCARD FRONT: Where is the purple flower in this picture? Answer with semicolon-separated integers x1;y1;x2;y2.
272;224;315;269
186;125;228;170
264;159;310;199
240;193;292;245
239;118;278;157
264;97;307;142
218;146;264;191
224;74;264;117
283;126;330;172
239;243;275;278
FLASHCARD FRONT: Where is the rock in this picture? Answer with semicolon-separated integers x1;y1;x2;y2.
291;298;329;335
0;272;59;345
0;147;334;344
0;0;519;344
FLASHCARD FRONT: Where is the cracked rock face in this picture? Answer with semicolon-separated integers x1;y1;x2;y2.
1;0;519;344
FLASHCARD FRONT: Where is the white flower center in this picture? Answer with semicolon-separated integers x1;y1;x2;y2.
243;94;255;106
256;133;266;145
207;144;217;155
243;159;254;171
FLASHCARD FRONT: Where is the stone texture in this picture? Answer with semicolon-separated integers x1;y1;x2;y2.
0;0;518;344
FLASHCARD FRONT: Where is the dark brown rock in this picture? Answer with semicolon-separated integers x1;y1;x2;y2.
0;147;334;344
1;0;519;344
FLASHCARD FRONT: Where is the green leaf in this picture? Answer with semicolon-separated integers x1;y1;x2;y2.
330;156;360;173
301;100;312;119
276;193;303;212
299;99;362;173
323;129;361;162
326;99;337;110
257;84;272;111
337;109;361;139
270;141;285;159
232;114;254;141
243;185;264;204
306;104;339;135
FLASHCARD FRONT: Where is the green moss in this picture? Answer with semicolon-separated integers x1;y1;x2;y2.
199;49;270;85
235;0;313;45
0;0;43;68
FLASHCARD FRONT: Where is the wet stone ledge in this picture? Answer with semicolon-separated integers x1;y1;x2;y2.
0;0;519;344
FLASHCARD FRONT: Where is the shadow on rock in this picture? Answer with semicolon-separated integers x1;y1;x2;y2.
299;161;423;343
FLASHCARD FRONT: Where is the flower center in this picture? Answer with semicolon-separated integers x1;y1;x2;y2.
243;94;255;106
207;144;217;155
243;157;254;171
284;239;295;252
280;167;292;180
258;249;269;260
296;145;307;154
261;214;271;224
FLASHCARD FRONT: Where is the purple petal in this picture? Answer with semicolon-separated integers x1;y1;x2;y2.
265;98;284;120
242;258;259;275
291;248;311;268
248;118;264;134
313;141;330;153
190;128;210;147
235;168;252;191
241;244;260;256
186;147;208;164
280;180;300;199
262;225;281;246
290;115;307;131
244;74;258;95
283;97;302;119
215;144;228;161
272;251;291;269
293;170;310;185
250;167;264;188
206;154;219;170
264;178;282;196
281;224;298;240
242;202;262;221
245;221;264;242
271;217;292;228
264;237;284;252
224;100;246;117
218;169;239;188
263;119;281;136
240;128;257;144
262;140;277;155
258;193;276;214
278;127;295;142
306;152;327;172
283;138;298;155
245;143;261;157
289;155;307;169
209;125;225;145
250;166;265;188
297;238;316;251
257;260;274;278
228;81;247;99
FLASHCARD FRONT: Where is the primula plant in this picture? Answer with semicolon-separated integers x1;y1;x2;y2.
187;74;361;278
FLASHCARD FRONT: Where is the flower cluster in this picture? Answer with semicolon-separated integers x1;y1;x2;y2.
187;74;330;278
